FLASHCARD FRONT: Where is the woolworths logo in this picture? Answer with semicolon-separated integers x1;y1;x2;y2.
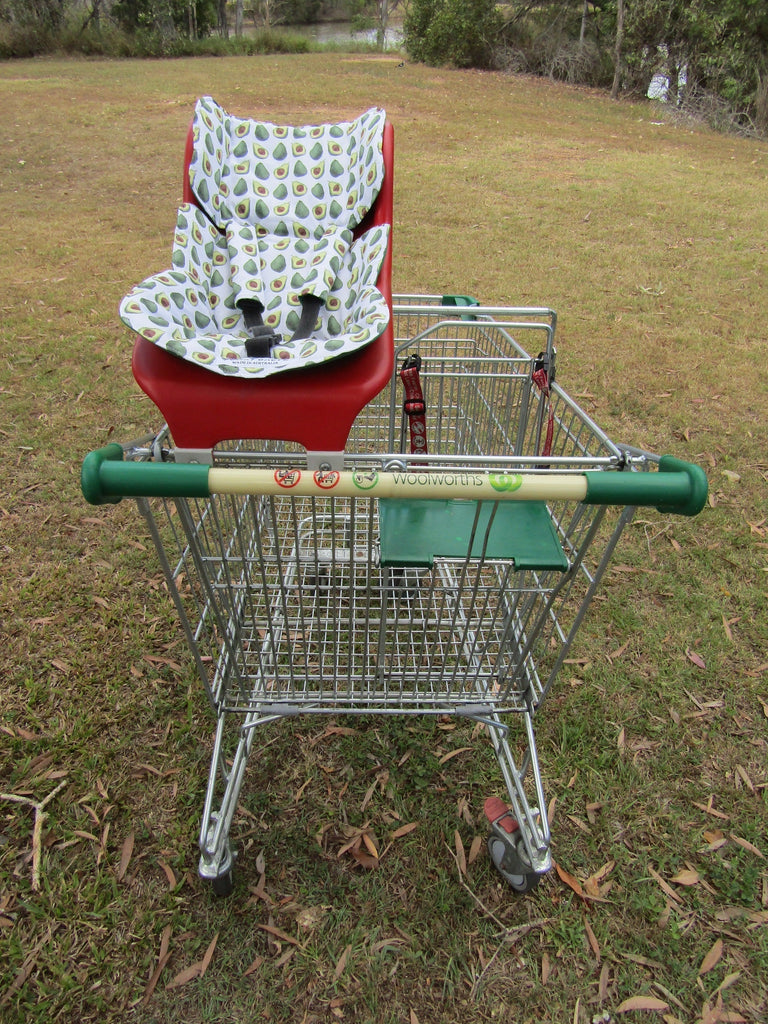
488;473;523;493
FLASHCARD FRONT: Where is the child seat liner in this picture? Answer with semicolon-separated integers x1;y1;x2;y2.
120;98;390;380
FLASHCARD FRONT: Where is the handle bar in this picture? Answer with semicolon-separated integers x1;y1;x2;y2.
82;445;707;517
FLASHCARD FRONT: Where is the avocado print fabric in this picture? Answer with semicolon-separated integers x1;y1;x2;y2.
119;98;389;378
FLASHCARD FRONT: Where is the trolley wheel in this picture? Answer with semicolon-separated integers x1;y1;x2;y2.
487;835;541;894
210;868;235;898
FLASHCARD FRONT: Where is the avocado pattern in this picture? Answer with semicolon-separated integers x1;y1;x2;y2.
188;96;385;235
120;99;390;379
120;204;390;378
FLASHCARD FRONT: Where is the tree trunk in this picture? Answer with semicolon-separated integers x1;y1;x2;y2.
218;0;229;38
579;0;588;46
235;0;243;37
611;0;625;99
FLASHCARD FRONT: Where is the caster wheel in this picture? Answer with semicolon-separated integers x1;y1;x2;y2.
211;869;235;897
487;835;540;894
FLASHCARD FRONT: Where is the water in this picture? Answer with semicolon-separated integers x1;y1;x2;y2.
249;19;403;49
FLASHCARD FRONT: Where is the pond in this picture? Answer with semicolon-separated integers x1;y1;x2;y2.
246;19;404;49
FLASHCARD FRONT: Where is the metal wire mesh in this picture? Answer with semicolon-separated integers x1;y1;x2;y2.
132;302;634;720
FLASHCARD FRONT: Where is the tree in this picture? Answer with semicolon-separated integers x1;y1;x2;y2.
610;0;623;98
404;0;503;68
112;0;216;37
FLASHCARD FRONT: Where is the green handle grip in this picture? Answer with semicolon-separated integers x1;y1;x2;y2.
584;455;708;516
81;444;210;506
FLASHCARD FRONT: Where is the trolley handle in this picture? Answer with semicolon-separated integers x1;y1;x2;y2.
81;445;708;517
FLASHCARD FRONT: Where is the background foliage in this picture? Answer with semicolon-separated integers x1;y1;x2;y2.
2;0;768;136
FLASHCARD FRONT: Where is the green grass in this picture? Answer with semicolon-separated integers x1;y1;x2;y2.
1;54;767;1023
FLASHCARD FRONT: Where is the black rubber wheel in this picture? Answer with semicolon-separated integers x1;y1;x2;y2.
487;836;541;894
210;869;235;898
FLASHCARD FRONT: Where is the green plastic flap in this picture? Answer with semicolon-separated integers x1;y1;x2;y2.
379;499;568;570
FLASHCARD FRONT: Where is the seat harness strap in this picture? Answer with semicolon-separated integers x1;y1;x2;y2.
399;354;428;458
532;352;555;459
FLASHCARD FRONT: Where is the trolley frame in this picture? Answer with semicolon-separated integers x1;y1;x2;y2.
82;297;707;894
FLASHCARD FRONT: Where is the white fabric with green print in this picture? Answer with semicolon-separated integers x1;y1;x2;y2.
119;98;390;378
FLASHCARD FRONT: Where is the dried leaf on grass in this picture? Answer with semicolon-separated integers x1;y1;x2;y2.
584;917;600;962
243;954;264;977
438;746;472;765
698;938;724;975
554;861;585;899
336;826;380;869
541;951;551;985
165;933;218;990
670;868;700;886
454;830;467;877
257;923;302;948
117;832;134;881
391;822;418;840
617;995;670;1013
468;834;484;865
157;858;176;890
729;834;765;859
333;943;352;982
686;648;706;670
648;865;683;904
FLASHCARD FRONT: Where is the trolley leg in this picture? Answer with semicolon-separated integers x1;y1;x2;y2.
484;710;552;892
197;709;264;896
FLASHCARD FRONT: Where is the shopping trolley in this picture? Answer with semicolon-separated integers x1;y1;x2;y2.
83;296;707;895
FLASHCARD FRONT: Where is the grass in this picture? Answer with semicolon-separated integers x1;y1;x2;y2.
1;54;767;1023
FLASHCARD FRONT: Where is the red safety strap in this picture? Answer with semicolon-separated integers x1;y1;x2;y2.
532;364;554;458
399;354;428;458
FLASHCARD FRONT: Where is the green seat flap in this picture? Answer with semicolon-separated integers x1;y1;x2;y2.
378;499;568;570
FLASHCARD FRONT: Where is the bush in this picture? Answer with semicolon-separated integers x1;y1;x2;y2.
404;0;503;69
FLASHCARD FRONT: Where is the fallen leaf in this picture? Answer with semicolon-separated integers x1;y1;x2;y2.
541;951;551;985
584;917;600;962
391;822;418;840
439;746;473;764
686;648;706;670
617;995;670;1013
607;639;631;663
409;1010;419;1024
454;830;467;877
698;938;723;975
648;866;683;904
157;858;176;890
692;799;729;820
671;869;700;886
362;832;379;859
333;943;352;982
166;963;202;989
140;924;172;1006
468;835;484;865
199;933;218;977
350;846;379;870
729;834;765;859
735;765;755;793
256;923;302;947
117;832;134;881
243;955;264;977
554;861;585;899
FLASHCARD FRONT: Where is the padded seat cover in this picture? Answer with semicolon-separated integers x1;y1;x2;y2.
119;98;390;379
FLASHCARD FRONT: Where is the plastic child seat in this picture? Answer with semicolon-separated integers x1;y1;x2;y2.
127;98;394;452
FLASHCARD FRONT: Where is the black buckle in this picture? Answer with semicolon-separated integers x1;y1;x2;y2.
533;349;556;383
400;353;422;373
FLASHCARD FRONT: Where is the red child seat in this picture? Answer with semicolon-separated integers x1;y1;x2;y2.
131;108;394;456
